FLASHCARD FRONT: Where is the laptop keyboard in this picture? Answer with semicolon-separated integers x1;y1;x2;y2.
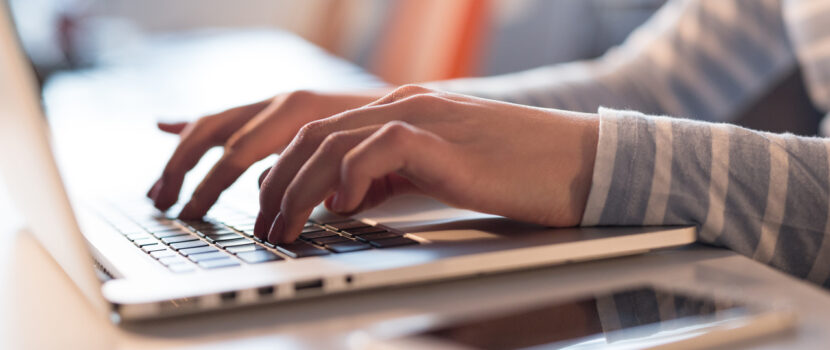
96;201;419;273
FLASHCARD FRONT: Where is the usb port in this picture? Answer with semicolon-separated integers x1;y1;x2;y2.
294;279;324;293
257;286;275;297
219;291;237;303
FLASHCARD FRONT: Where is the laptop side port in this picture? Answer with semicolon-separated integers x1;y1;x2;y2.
219;291;237;304
294;279;324;295
257;286;275;298
159;297;200;312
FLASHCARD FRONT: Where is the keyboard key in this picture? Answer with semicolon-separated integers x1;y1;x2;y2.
302;225;326;234
158;256;188;266
167;262;196;273
327;241;372;253
161;234;200;244
184;220;215;228
152;229;192;238
342;226;388;236
188;251;230;262
215;238;253;248
300;230;338;240
203;233;241;243
170;240;208;250
142;223;177;233
116;224;146;236
327;220;371;231
320;218;352;224
142;244;167;253
226;244;264;254
354;231;401;242
197;226;234;234
133;238;159;247
222;219;256;228
312;235;352;245
150;250;177;259
235;229;254;237
277;241;330;258
179;246;219;256
198;258;240;269
370;237;418;248
237;250;281;263
126;232;152;241
149;226;186;234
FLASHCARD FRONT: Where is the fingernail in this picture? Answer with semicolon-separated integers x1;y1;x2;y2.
254;212;266;239
267;213;284;244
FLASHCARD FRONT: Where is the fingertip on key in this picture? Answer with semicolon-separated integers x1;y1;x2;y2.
253;212;266;239
177;203;201;220
267;213;285;244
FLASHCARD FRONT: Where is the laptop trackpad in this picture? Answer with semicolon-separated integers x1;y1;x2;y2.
354;195;555;242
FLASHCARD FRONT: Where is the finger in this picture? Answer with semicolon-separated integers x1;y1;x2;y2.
177;153;250;220
258;167;272;189
256;92;441;236
147;178;162;200
323;173;418;215
364;84;434;107
335;121;458;214
157;121;189;134
152;100;270;211
267;126;379;243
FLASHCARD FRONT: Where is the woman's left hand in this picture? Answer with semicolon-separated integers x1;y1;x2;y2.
255;85;600;243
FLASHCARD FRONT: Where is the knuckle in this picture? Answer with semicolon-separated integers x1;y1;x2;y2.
394;84;432;96
397;92;441;108
296;120;327;144
380;121;414;142
282;89;315;106
319;131;350;154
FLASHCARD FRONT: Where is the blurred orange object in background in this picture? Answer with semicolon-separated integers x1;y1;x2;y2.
369;0;490;84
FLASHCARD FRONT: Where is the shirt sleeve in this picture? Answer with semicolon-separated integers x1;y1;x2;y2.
582;107;830;287
425;0;796;123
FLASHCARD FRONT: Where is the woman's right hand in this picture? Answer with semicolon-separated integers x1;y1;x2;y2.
146;89;388;219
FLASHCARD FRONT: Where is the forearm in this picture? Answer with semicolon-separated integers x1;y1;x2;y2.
423;57;664;115
582;108;830;286
426;0;795;123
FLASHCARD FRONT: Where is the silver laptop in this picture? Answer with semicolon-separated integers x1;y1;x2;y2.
0;1;695;322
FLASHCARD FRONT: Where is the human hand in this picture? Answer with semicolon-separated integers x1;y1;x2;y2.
255;85;600;243
147;90;387;219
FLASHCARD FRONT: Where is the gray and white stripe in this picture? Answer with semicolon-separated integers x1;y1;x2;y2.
587;108;830;286
428;0;830;286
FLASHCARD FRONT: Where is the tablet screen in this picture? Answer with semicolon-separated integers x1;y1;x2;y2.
421;286;748;350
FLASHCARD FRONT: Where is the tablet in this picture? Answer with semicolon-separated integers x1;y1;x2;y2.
351;285;795;350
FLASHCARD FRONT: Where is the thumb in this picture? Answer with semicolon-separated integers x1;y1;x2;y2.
157;121;189;134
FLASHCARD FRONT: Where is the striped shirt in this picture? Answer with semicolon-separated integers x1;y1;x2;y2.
427;0;830;287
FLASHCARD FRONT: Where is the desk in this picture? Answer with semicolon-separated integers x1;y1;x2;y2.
2;30;830;350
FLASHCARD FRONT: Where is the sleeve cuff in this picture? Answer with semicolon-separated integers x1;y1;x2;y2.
581;107;663;226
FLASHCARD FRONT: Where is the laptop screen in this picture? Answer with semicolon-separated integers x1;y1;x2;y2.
6;0;57;86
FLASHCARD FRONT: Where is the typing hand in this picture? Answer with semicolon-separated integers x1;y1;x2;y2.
255;85;600;243
147;90;386;219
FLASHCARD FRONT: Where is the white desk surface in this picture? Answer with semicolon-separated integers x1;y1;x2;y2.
2;29;830;350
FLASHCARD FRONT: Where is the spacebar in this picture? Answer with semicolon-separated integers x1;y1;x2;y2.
276;241;330;258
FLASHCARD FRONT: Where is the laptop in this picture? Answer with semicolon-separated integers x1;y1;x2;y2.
0;1;696;322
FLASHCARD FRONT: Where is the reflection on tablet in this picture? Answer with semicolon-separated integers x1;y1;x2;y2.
413;286;788;350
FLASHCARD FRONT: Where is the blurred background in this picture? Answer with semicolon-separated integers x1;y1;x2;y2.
10;0;667;85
